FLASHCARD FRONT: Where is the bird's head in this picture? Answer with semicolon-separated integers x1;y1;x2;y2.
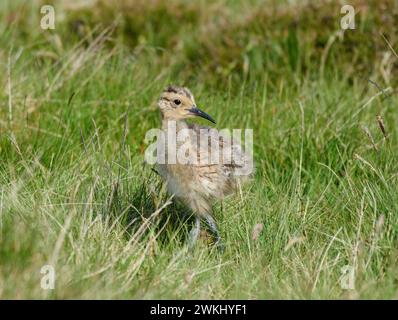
158;85;216;124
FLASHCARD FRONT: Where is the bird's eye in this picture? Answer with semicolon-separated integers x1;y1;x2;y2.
174;99;181;105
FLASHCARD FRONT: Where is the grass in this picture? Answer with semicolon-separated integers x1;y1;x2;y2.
1;0;398;299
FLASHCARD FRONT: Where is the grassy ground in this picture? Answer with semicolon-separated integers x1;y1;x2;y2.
1;0;398;299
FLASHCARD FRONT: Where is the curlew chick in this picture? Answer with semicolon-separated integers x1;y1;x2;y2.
155;85;253;251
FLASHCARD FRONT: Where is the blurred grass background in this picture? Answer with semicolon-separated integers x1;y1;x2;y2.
0;0;398;299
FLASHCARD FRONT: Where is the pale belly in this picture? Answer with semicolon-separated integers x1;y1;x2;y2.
157;163;225;200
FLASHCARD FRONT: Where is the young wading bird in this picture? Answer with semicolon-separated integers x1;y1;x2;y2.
155;85;253;251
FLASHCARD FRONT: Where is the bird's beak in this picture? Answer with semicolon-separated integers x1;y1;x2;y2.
186;106;216;124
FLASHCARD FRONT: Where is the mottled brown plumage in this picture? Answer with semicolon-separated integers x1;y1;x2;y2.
156;85;252;250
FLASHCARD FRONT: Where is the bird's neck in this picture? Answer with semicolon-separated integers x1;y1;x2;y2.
162;118;188;131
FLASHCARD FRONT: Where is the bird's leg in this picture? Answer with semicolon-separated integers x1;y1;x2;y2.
203;213;225;252
188;216;201;250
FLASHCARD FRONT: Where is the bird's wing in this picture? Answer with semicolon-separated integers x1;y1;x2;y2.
188;123;254;179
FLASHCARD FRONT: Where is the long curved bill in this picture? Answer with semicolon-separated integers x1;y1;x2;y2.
186;106;216;124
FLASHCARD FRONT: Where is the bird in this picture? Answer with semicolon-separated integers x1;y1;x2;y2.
154;85;253;251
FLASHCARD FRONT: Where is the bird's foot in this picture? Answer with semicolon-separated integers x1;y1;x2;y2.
214;239;225;253
203;213;225;253
187;216;201;251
